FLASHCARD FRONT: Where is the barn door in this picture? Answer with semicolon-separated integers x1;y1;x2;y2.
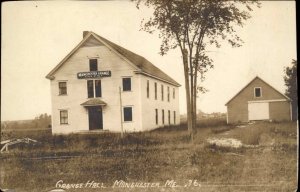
248;102;269;121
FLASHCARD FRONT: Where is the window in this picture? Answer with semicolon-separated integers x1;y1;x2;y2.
161;85;164;101
123;107;133;122
173;88;175;99
95;80;102;97
87;80;102;98
167;87;170;102
58;82;67;95
89;59;98;71
162;109;165;124
87;80;94;98
155;109;158;125
174;111;176;124
123;78;131;91
154;82;157;100
60;110;68;124
254;87;262;98
147;80;149;98
168;110;170;125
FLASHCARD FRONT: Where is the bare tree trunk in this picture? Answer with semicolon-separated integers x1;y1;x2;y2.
189;54;195;142
182;49;193;142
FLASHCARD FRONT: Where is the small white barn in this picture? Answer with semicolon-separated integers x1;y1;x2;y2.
46;31;180;134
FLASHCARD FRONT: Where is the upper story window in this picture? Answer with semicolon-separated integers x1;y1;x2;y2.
147;80;150;98
161;84;164;101
154;82;157;100
254;87;262;98
95;80;102;97
173;88;175;99
87;80;94;98
59;82;67;95
89;59;98;71
167;86;170;102
123;77;131;91
87;80;102;98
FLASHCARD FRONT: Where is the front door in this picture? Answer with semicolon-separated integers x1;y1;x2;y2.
88;106;103;130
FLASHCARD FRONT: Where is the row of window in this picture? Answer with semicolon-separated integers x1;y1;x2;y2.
155;109;176;125
147;80;175;102
59;106;133;125
59;108;177;125
58;77;132;97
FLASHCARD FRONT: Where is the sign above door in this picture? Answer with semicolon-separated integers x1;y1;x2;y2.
77;71;111;79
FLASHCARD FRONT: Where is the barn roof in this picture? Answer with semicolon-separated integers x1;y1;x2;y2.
225;76;290;106
46;31;180;87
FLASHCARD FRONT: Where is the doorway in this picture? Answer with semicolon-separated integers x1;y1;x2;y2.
88;106;103;130
248;102;269;121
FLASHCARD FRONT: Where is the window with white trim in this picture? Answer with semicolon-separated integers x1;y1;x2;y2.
60;110;68;124
254;87;262;98
162;109;165;124
123;77;131;91
123;107;133;122
87;80;102;98
167;86;170;102
174;111;176;124
154;82;157;100
58;82;67;95
89;59;98;71
168;110;170;124
155;109;158;125
147;80;150;98
173;88;175;99
161;84;164;101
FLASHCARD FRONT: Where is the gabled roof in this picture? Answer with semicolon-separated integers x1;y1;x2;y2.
225;76;290;106
46;31;180;87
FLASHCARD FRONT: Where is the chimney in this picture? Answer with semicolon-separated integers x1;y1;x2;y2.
83;31;89;38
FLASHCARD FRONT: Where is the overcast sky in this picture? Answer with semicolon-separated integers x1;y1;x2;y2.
1;1;296;121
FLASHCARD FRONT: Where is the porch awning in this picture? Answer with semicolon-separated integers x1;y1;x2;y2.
81;98;107;107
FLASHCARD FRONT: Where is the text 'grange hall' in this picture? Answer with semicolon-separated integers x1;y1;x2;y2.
46;31;180;134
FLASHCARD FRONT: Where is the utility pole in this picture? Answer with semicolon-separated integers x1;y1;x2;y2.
119;86;124;138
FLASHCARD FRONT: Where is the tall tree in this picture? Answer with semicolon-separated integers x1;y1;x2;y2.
284;59;297;120
134;0;259;141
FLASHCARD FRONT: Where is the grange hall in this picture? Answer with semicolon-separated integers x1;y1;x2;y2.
46;31;180;134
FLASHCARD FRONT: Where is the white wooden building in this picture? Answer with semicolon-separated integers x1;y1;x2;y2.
46;31;180;134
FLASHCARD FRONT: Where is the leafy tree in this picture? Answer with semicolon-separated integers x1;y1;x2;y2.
284;60;297;120
134;0;260;141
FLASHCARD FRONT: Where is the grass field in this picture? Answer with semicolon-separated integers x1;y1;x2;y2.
0;120;298;192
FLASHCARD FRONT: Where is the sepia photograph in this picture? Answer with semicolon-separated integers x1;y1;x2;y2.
1;1;297;191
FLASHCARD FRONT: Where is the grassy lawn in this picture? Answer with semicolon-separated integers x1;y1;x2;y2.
0;121;298;192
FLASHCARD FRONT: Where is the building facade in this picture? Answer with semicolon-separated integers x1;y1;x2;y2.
46;31;180;134
225;76;292;124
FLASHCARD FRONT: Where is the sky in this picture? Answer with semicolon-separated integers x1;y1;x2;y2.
1;1;297;121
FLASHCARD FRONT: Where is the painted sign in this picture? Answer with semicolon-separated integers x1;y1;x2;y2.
77;71;111;79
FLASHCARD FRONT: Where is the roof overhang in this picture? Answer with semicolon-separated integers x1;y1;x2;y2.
81;98;107;107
